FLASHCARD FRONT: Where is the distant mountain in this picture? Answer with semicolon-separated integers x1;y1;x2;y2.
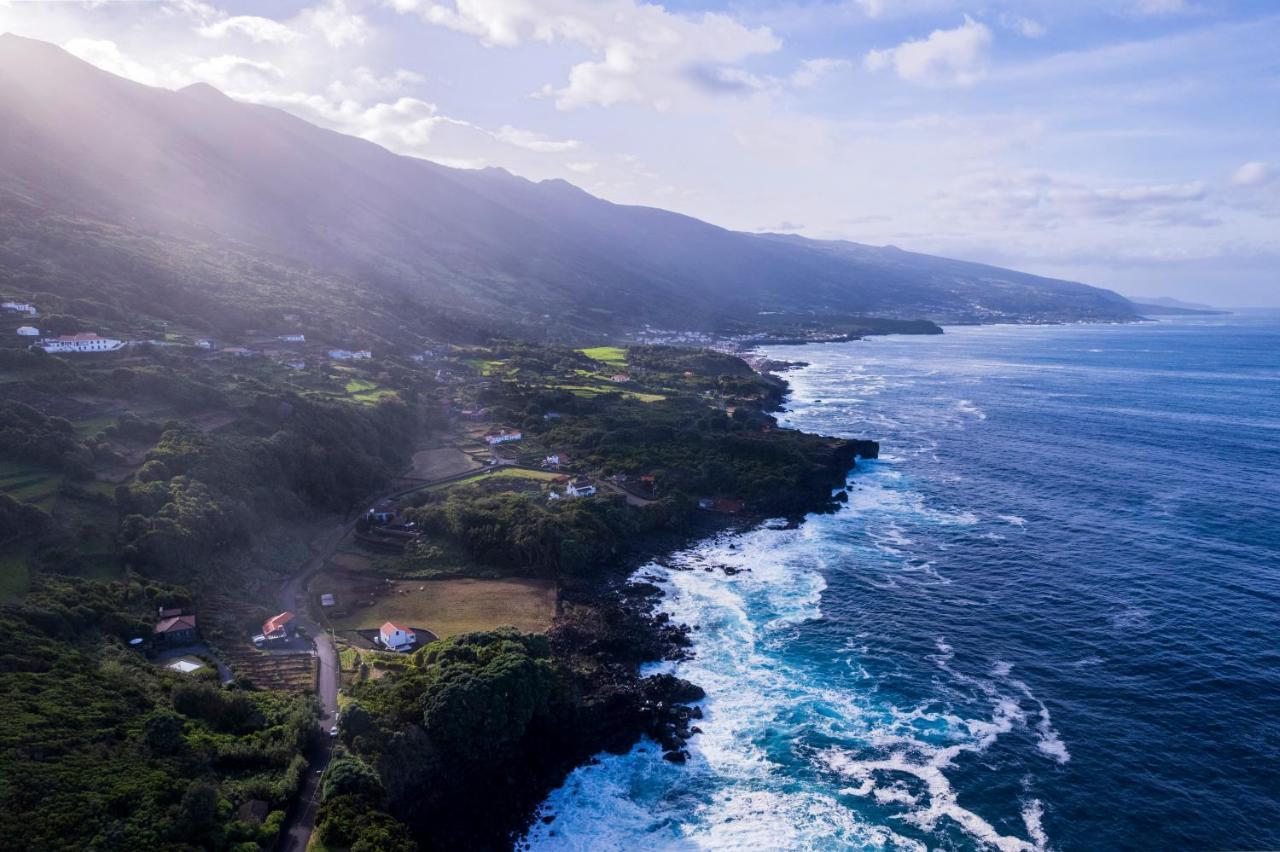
0;34;1137;341
1131;296;1229;316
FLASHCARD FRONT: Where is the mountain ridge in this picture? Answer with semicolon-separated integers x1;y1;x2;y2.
0;33;1138;341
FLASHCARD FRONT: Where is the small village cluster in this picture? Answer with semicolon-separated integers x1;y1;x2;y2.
3;298;380;367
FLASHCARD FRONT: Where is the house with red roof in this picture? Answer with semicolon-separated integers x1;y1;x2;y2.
262;611;297;642
379;621;416;651
153;613;198;645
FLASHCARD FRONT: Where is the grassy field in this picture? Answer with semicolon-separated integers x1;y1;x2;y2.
317;573;557;638
579;346;627;367
550;382;665;403
424;467;563;493
405;447;483;481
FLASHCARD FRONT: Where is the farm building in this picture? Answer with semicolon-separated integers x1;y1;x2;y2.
380;622;416;651
15;326;38;336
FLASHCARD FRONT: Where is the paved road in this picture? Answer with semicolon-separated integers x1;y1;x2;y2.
275;521;354;852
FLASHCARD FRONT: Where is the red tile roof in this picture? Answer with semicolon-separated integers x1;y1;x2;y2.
263;612;296;634
154;615;197;634
380;621;411;635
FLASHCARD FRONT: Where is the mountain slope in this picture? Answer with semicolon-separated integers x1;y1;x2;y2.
0;33;1137;339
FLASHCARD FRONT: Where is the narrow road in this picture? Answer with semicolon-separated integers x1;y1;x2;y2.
273;449;590;850
275;521;356;852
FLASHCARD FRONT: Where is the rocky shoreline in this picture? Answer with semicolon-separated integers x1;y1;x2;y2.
514;433;879;844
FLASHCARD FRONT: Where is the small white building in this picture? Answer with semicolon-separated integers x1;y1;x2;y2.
16;326;39;337
379;621;416;651
41;333;125;353
2;301;36;316
566;477;597;498
543;453;569;468
194;338;215;349
320;594;336;608
278;334;306;343
485;429;523;446
329;349;372;361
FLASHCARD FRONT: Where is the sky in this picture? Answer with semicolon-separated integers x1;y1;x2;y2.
2;0;1278;306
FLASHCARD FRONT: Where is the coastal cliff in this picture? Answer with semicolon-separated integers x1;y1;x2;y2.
333;420;879;850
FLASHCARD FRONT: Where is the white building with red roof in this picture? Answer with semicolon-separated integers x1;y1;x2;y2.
262;611;297;642
41;332;125;353
379;621;416;651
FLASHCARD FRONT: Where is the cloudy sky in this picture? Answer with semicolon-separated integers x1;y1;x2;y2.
2;0;1278;305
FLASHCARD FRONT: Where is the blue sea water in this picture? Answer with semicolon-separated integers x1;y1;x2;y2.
523;314;1280;851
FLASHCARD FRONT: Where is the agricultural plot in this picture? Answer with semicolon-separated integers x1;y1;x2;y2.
316;573;557;639
201;591;316;693
579;346;628;367
0;462;62;510
221;646;316;693
404;447;483;481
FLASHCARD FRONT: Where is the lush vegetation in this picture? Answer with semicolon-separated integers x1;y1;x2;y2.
0;578;315;851
320;630;584;850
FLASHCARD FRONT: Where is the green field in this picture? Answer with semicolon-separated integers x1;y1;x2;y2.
579;346;627;367
0;462;62;510
425;467;562;493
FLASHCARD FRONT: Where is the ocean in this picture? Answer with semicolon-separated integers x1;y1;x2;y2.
522;313;1280;851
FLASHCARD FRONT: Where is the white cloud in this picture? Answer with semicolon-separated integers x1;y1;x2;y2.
1231;161;1273;187
565;161;598;173
393;0;781;110
999;14;1046;39
198;15;299;44
494;125;581;152
192;55;286;87
299;0;369;48
854;0;886;19
865;15;992;87
790;57;852;88
62;38;161;85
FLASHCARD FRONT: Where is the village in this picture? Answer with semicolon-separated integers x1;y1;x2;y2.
4;305;767;715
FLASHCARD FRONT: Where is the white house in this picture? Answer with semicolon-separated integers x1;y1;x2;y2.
16;326;39;337
2;301;36;315
278;334;306;343
543;453;569;468
485;429;523;446
194;338;215;349
566;477;597;498
41;333;125;353
379;621;415;651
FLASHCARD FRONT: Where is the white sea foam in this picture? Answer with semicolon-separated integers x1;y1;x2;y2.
998;514;1028;527
524;365;1059;850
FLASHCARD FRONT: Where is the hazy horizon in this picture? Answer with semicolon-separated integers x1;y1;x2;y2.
2;0;1278;307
